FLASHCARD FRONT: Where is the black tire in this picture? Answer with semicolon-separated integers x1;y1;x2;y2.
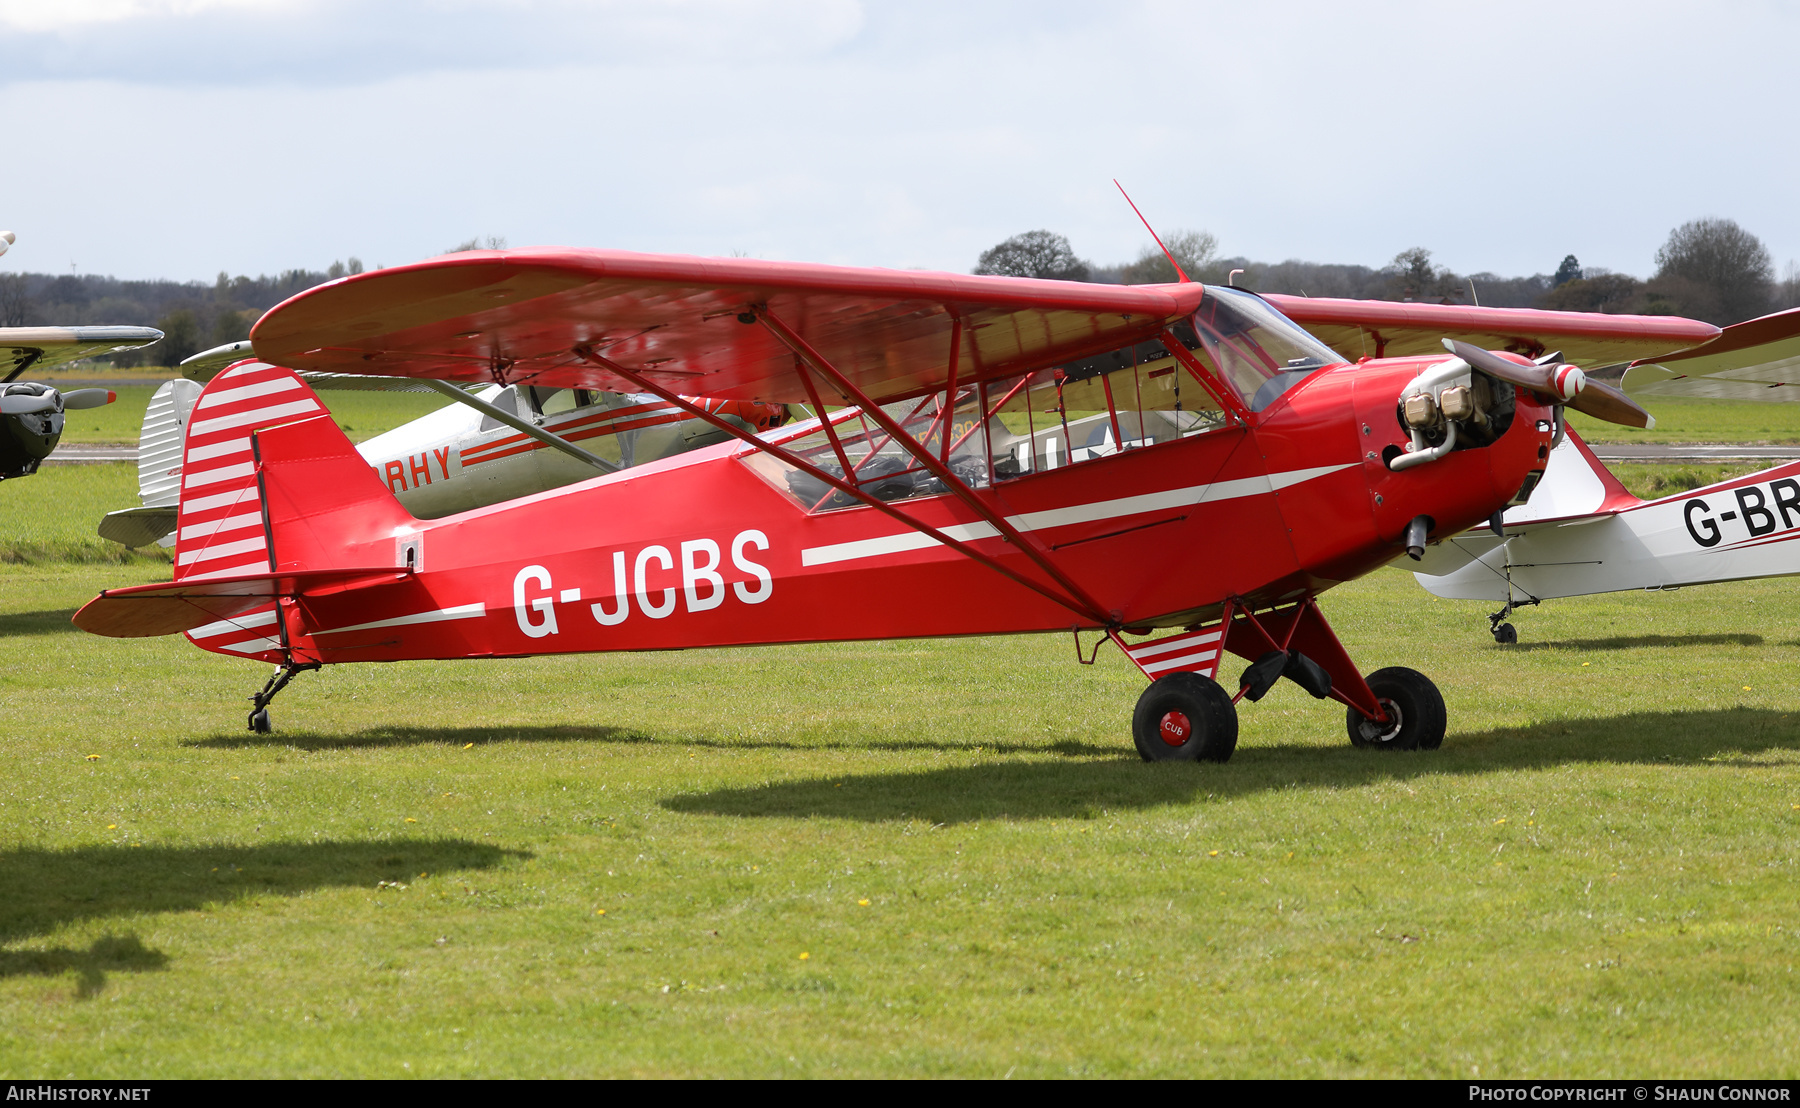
1132;672;1238;763
1346;666;1445;752
249;708;271;734
1493;622;1518;644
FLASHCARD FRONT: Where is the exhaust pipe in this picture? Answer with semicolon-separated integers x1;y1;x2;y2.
1404;515;1433;561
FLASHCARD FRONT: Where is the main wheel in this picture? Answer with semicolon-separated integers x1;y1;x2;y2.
1346;666;1445;752
249;708;271;734
1492;622;1518;644
1132;672;1238;763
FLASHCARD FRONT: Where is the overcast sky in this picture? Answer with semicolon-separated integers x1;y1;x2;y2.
2;0;1795;285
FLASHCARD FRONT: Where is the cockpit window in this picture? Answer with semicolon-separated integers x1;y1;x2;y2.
530;387;582;416
1189;287;1346;412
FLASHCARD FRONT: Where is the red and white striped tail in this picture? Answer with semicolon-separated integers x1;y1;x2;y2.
171;361;329;662
173;361;328;583
1119;625;1225;680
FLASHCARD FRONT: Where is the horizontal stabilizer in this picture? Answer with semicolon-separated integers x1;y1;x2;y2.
74;566;410;638
97;506;177;549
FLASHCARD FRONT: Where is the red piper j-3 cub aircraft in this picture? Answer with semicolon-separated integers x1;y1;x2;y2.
73;249;1714;760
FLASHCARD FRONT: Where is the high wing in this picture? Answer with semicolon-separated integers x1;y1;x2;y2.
180;339;465;392
1263;295;1718;368
3;325;163;379
1620;307;1800;401
249;249;1208;403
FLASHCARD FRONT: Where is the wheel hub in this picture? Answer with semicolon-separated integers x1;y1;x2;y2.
1159;710;1192;747
1356;698;1404;744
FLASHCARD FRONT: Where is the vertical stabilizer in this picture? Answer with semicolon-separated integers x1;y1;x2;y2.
173;360;332;581
138;378;200;510
1502;426;1641;526
252;406;416;573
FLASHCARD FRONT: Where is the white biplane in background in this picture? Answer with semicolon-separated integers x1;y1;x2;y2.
2;232;163;481
1409;307;1800;640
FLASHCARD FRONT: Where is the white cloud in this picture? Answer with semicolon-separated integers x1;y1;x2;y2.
1;1;1794;283
0;0;291;32
0;0;866;84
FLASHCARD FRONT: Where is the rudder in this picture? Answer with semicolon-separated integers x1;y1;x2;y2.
173;361;332;581
173;360;413;582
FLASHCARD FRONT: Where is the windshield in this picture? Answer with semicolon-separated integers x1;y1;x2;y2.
1190;286;1346;411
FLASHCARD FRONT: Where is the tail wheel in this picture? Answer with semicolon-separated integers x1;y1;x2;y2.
1347;666;1445;752
1132;672;1238;763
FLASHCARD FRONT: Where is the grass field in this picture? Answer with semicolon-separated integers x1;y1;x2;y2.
1567;398;1800;444
1;465;171;565
2;458;1798;1078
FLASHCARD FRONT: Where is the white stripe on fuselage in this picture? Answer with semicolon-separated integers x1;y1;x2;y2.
799;464;1353;568
188;609;281;640
313;602;487;637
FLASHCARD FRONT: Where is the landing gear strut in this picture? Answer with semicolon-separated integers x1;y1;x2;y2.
248;662;319;733
1487;595;1538;644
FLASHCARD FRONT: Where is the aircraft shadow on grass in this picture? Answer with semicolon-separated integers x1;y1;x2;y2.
0;839;522;997
0;608;80;636
0;934;168;999
190;724;657;752
189;725;1119;759
661;707;1800;827
1504;632;1765;653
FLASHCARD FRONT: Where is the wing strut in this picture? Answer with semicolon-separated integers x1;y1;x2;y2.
749;305;1116;623
417;379;618;473
571;346;1111;625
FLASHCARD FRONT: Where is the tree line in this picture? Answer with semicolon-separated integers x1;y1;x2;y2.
975;217;1800;326
0;261;366;366
0;237;503;367
0;224;1791;370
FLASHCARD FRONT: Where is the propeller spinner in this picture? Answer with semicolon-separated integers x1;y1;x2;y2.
1442;338;1655;429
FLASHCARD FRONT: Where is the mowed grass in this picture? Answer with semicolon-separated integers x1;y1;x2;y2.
1606;463;1780;501
2;549;1799;1076
5;399;1800;1078
51;384;453;445
1568;397;1800;444
0;464;169;565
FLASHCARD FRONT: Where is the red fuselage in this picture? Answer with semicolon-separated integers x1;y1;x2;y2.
203;355;1554;667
